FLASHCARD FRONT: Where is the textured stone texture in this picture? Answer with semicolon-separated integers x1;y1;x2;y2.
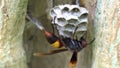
92;0;120;68
0;0;28;68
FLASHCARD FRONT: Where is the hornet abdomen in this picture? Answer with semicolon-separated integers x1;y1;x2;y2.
44;30;63;48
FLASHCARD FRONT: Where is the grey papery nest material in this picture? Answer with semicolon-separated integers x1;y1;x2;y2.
50;4;88;39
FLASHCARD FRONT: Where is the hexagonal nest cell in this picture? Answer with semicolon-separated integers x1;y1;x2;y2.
50;4;88;39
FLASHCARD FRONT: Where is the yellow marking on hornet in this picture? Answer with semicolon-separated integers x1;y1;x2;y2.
70;62;76;68
51;40;60;48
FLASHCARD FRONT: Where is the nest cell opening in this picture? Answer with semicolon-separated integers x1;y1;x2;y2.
77;23;87;31
67;19;78;26
57;18;67;26
71;8;80;16
79;13;88;19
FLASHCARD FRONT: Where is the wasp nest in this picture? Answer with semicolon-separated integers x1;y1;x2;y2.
50;4;88;39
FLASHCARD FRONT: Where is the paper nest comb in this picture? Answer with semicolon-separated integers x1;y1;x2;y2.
50;4;88;39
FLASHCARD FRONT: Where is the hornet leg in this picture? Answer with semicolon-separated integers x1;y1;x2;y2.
33;48;68;56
